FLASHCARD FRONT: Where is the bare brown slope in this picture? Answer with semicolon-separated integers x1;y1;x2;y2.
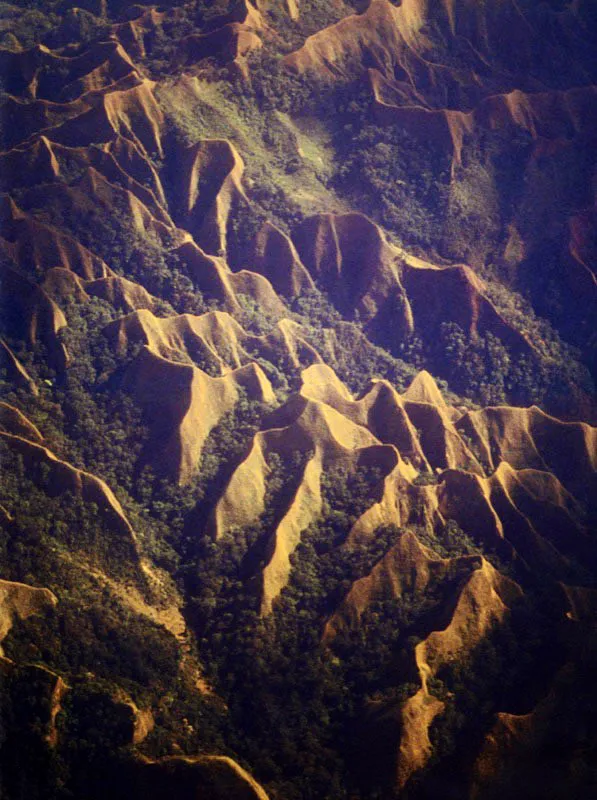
367;75;597;364
279;0;597;385
14;165;174;249
295;362;595;786
0;430;140;561
403;369;447;408
249;221;315;300
111;0;263;67
1;87;294;336
38;265;158;315
175;23;262;70
0;195;111;280
1;91;88;149
65;76;163;155
471;656;597;800
371;71;597;167
256;366;594;588
172;138;248;256
105;306;319;377
323;528;473;641
3;146;289;317
41;267;90;304
455;405;597;494
43;137;170;223
1;135;60;188
292;212;413;332
163;238;278;314
2;40;138;103
104;133;167;206
285;0;596;105
403;397;483;474
119;344;275;484
4;75;165;158
284;0;407;83
85;274;156;312
400;258;533;354
328;542;524;788
206;380;407;613
0;410;189;641
111;7;174;60
204;364;502;614
301;364;428;469
397;559;523;787
0;402;43;441
5;74;158;155
450;85;597;157
570;202;597;284
439;462;590;576
296;367;465;474
208;390;386;541
0;580;57;652
0;261;69;370
292;212;533;358
0;339;38;395
174;0;265;75
131;754;270;800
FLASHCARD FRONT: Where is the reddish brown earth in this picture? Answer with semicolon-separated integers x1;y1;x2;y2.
0;2;595;799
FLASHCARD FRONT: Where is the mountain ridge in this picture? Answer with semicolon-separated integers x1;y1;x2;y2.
1;2;596;798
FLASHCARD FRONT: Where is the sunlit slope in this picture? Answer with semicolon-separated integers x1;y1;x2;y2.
1;2;596;799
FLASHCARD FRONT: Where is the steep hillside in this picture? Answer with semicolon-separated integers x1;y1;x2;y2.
1;2;596;799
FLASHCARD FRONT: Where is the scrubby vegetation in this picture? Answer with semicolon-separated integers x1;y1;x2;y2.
1;1;596;799
333;114;451;250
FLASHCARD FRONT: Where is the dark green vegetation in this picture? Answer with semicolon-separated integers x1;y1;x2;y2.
1;1;597;799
